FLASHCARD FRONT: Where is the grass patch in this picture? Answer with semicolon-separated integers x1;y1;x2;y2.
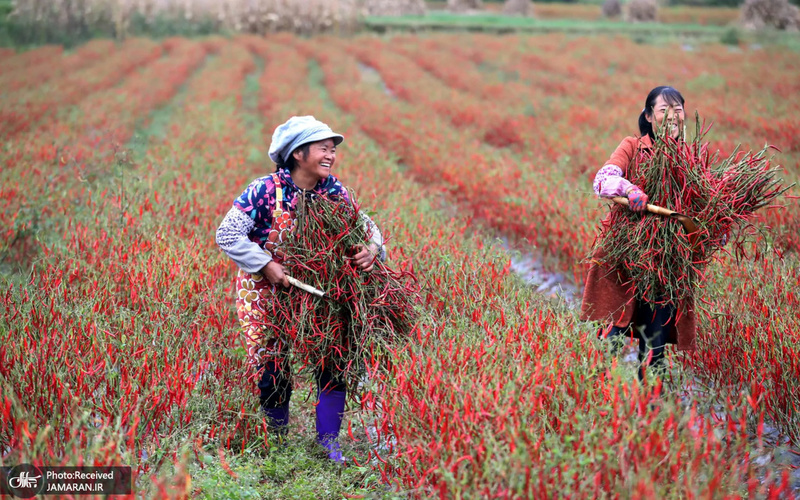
367;11;729;33
364;11;800;47
686;72;727;92
241;56;268;165
126;55;213;160
186;383;400;500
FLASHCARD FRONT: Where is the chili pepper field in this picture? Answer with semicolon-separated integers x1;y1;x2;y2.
1;33;800;498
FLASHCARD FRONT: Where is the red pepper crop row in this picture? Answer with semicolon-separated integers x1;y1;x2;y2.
683;256;800;445
0;38;208;269
0;38;163;139
0;38;218;469
0;45;63;76
0;39;118;93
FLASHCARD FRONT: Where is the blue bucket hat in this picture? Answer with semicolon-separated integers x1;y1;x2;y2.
268;116;344;165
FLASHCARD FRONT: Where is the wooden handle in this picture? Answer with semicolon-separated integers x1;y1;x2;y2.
611;196;675;217
286;275;326;298
610;196;698;234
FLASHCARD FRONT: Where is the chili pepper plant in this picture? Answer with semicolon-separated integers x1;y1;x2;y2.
255;192;419;389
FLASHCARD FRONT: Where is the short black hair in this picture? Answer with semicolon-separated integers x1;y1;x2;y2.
639;86;685;140
275;143;311;172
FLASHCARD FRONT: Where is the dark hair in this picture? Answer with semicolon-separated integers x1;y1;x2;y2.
275;143;311;172
638;86;685;140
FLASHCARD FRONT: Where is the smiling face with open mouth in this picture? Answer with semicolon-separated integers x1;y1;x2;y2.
291;138;337;190
647;94;686;140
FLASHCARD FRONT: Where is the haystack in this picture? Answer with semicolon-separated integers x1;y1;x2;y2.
362;0;427;16
602;0;622;18
740;0;800;30
221;0;361;35
503;0;533;16
447;0;483;13
625;0;658;22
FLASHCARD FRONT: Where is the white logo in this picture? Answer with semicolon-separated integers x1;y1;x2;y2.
9;471;41;489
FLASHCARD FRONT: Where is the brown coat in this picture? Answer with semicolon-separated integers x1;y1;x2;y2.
580;135;697;351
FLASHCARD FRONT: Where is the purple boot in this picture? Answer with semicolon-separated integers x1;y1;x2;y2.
316;389;346;463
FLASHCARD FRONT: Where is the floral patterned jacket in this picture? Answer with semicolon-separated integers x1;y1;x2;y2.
216;168;386;274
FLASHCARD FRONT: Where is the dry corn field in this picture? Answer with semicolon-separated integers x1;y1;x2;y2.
1;32;800;498
6;0;745;34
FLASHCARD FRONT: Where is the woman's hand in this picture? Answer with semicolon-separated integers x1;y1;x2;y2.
626;186;649;212
261;261;289;287
351;243;379;272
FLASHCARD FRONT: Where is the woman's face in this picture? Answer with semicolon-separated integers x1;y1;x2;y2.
293;138;336;183
646;94;685;139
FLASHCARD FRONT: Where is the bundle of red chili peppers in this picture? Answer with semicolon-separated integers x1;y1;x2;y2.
259;191;418;386
597;114;791;306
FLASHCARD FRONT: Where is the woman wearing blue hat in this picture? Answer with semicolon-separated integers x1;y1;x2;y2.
216;116;386;463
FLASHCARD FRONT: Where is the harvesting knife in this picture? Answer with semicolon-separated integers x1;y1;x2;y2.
286;275;327;299
610;197;699;235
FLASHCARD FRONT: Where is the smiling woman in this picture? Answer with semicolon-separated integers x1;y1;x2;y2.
581;86;692;381
214;115;386;463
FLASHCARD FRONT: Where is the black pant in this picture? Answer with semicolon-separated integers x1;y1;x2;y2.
258;360;347;410
605;300;675;381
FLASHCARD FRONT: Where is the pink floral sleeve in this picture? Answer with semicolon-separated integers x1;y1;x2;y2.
593;164;634;197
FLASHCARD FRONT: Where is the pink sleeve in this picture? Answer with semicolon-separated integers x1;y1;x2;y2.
593;164;634;197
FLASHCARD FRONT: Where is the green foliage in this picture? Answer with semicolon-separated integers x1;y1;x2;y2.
188;449;269;499
127;13;223;38
366;12;728;37
720;26;742;44
183;403;398;499
0;12;225;48
0;19;110;47
0;0;12;17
